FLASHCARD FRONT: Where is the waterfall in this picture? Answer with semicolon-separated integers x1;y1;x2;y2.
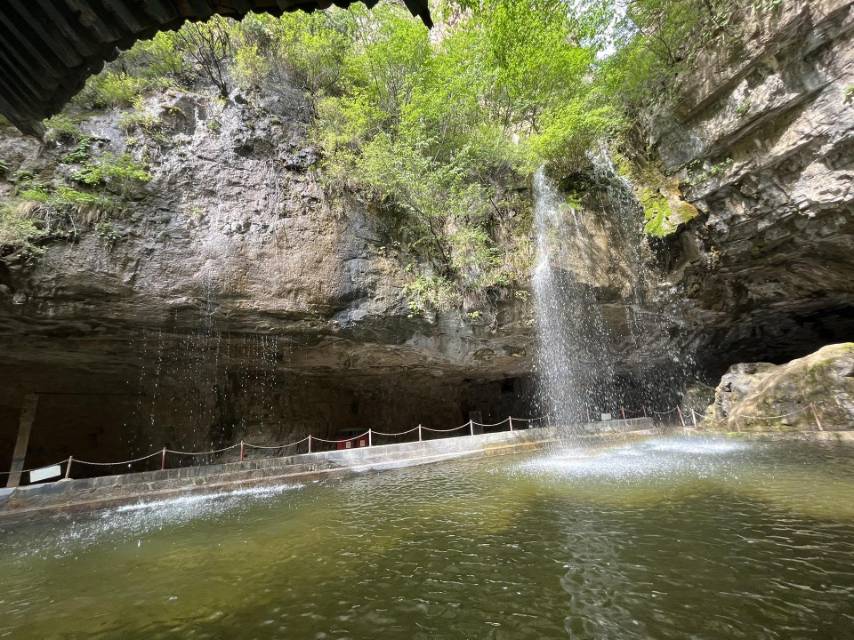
532;167;616;427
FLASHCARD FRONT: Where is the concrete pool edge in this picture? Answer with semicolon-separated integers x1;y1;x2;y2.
0;419;657;518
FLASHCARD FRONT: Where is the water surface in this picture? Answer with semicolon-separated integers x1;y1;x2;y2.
1;436;853;639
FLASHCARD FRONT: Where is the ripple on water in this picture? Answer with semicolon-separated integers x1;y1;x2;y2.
1;438;853;640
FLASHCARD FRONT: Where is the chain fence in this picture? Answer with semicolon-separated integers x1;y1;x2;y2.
3;401;833;486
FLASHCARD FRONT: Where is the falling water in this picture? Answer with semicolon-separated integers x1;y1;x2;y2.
532;167;616;427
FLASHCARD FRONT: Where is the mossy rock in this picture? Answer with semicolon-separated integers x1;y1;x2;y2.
705;344;854;432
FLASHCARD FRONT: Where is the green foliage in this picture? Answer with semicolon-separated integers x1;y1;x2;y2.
118;108;160;133
61;136;93;164
403;274;461;315
232;42;269;91
173;16;233;97
234;10;354;94
0;202;42;252
75;72;147;109
304;1;612;307
527;100;621;172
18;184;116;213
36;0;763;299
73;154;151;193
95;220;121;248
120;31;186;79
449;226;504;291
44;114;81;143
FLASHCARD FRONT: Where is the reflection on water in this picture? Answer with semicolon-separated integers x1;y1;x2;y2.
1;437;853;639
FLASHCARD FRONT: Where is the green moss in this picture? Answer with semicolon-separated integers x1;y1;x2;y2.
616;151;699;238
640;188;676;237
565;192;583;209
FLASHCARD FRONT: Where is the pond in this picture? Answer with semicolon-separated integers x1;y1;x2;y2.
1;436;853;639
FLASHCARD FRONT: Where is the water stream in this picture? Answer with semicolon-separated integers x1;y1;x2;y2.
532;167;617;426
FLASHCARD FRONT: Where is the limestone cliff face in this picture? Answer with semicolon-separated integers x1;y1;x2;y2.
0;90;533;383
0;85;541;465
652;0;854;372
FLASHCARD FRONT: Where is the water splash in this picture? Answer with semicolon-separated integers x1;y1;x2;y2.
518;436;751;481
7;483;304;560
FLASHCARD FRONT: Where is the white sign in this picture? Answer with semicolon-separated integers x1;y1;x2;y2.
29;464;62;483
600;413;612;421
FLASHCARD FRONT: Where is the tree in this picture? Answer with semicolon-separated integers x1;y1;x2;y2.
174;16;233;97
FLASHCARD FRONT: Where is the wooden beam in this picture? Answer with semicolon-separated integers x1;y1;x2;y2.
6;393;39;488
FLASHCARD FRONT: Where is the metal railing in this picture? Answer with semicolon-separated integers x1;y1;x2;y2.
7;400;823;486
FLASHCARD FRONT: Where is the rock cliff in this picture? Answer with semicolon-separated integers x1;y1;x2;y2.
653;0;854;374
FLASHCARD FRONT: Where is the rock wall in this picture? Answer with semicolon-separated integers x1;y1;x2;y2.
653;0;854;374
0;87;540;468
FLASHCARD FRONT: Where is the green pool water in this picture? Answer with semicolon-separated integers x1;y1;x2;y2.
1;436;853;639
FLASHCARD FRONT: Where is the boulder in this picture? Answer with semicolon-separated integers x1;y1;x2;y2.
704;343;854;431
